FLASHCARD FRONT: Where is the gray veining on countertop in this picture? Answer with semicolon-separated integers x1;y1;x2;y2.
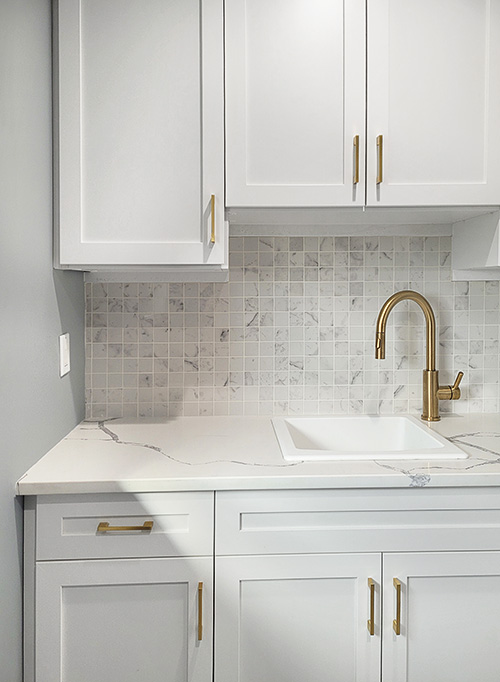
96;419;301;469
15;414;500;495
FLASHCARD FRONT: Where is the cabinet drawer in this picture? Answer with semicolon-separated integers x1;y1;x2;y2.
216;488;500;555
36;492;214;560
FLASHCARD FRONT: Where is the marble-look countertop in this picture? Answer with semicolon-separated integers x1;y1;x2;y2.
15;413;500;495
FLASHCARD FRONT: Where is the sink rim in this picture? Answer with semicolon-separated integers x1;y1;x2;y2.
271;414;468;461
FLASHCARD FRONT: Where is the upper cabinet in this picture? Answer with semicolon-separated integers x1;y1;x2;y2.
54;0;227;272
368;0;500;207
225;0;366;207
54;0;500;260
226;0;500;209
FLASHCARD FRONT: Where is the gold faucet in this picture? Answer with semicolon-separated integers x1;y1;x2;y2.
375;290;463;421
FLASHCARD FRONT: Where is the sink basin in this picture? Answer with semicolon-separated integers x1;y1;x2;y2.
272;415;467;461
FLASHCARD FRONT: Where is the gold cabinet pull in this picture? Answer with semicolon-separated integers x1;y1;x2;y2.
210;194;216;244
353;135;360;184
393;578;402;635
198;582;203;641
97;521;154;532
367;578;375;635
376;135;383;184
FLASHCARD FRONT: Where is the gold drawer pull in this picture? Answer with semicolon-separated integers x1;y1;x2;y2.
353;135;360;184
376;134;383;184
97;521;154;533
367;578;375;635
393;578;402;635
210;194;216;244
198;582;203;641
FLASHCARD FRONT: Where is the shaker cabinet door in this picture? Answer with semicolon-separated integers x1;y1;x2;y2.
55;0;226;268
225;0;366;207
382;552;500;682
215;553;381;682
367;0;500;206
35;557;212;682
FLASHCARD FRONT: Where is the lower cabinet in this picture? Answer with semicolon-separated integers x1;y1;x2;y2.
24;492;214;682
215;553;381;682
214;488;500;682
383;552;500;682
36;558;212;682
25;489;500;681
215;551;500;682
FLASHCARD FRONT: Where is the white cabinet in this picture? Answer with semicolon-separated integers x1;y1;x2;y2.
367;0;500;207
383;552;500;682
215;554;381;682
215;550;500;682
225;0;366;207
452;210;500;281
25;487;500;682
225;0;500;208
54;0;227;271
36;557;212;682
215;488;500;682
25;493;214;682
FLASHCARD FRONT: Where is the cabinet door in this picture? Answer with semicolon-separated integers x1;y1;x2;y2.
367;0;500;206
36;557;212;682
215;554;381;682
383;552;500;682
55;0;225;267
225;0;365;207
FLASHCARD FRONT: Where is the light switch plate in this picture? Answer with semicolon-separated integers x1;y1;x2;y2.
59;333;70;377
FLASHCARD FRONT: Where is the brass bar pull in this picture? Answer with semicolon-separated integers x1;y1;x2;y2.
353;135;360;184
198;582;203;641
376;135;383;184
210;195;216;244
367;578;375;635
393;578;402;635
97;521;154;532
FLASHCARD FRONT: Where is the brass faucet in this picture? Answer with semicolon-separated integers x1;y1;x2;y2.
375;290;463;421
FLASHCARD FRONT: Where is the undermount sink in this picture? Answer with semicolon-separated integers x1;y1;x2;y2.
272;415;468;461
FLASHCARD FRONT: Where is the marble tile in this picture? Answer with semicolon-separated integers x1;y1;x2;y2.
85;235;500;418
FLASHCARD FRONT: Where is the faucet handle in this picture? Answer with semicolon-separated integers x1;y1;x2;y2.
451;371;464;397
437;371;464;401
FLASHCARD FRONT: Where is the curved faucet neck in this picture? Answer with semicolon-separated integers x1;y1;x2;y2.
375;290;436;371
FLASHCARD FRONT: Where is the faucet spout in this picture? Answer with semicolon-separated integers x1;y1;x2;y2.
375;331;385;360
375;290;436;371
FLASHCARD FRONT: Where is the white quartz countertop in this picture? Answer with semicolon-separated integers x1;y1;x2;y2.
16;413;500;495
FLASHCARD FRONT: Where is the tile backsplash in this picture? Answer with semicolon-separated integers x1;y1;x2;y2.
86;235;500;418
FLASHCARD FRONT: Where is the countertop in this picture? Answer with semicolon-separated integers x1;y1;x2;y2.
16;413;500;495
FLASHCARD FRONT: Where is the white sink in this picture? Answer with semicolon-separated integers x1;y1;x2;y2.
272;415;467;461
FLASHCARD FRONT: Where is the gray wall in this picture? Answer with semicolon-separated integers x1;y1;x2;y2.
0;1;85;678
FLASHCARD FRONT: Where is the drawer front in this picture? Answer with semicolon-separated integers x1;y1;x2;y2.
216;488;500;555
36;492;214;560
